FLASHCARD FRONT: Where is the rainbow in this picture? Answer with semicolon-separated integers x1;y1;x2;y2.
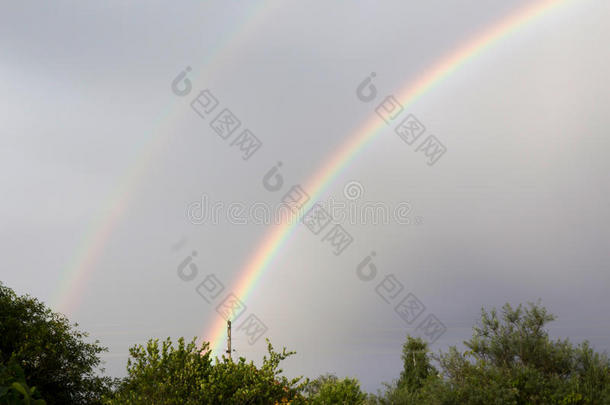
52;1;282;314
204;0;571;354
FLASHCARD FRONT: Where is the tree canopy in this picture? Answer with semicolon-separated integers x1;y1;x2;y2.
374;302;610;404
304;374;367;404
105;337;306;404
0;283;111;405
3;281;610;404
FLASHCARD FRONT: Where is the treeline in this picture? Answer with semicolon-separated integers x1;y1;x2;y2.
1;282;609;404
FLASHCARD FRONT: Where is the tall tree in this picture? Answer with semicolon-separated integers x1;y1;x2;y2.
0;283;111;405
398;337;437;393
372;337;437;404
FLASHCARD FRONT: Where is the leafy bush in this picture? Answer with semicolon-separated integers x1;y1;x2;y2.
105;337;306;404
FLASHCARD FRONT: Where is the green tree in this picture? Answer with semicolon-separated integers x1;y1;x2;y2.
398;337;437;393
432;302;610;404
305;374;367;404
106;337;307;405
0;283;111;405
376;302;610;404
106;337;213;404
372;337;438;405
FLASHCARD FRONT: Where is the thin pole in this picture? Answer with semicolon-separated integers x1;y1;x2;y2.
226;320;232;360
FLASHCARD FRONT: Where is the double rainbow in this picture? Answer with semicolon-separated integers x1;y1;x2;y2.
49;0;570;354
204;0;570;354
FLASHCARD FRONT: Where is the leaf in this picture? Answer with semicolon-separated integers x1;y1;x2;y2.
11;382;27;396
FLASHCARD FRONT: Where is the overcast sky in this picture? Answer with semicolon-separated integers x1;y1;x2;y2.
2;0;609;392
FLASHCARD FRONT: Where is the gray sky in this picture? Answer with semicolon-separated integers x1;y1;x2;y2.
1;0;609;392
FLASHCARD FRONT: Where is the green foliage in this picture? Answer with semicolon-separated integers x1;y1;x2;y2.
205;342;306;404
371;337;438;405
375;302;610;405
0;358;46;405
305;374;367;404
106;337;212;404
0;283;111;405
105;337;307;405
6;282;610;404
398;337;438;393
303;373;338;397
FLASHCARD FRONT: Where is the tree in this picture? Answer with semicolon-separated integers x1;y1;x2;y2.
398;337;437;393
305;373;367;404
372;337;438;405
105;337;307;405
0;283;111;405
376;301;610;404
433;302;610;404
106;337;213;404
